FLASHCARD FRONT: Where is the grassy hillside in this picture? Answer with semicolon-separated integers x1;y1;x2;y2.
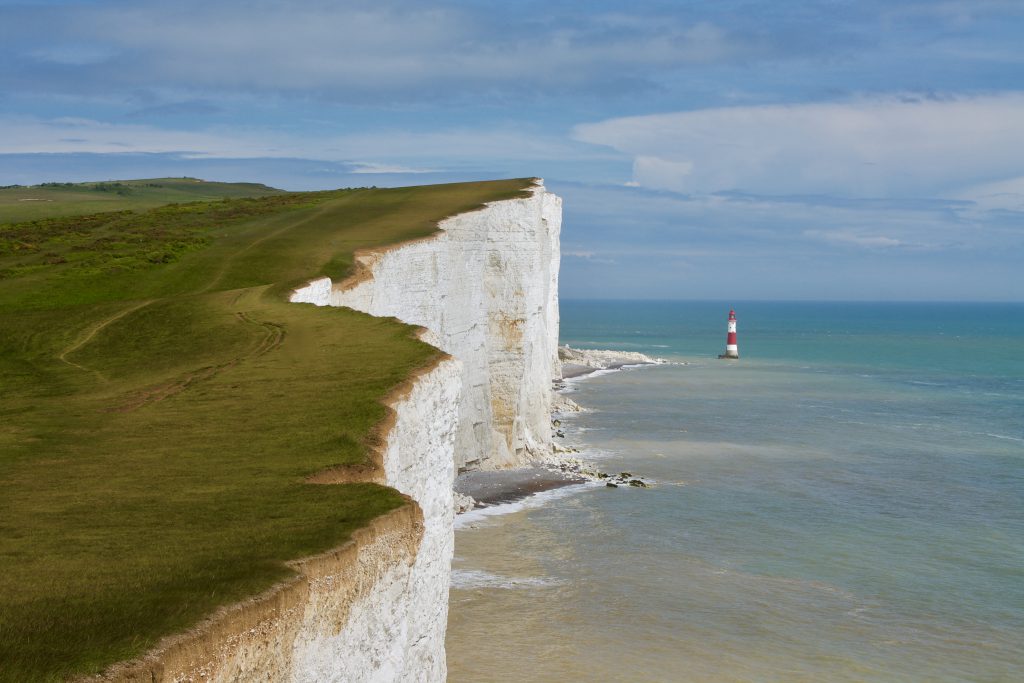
0;177;284;224
0;178;534;681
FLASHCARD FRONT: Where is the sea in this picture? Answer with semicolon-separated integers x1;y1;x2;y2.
446;301;1024;683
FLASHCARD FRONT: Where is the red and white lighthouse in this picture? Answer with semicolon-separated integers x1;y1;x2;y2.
719;309;739;359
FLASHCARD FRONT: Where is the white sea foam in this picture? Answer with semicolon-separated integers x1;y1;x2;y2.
454;482;593;530
450;569;561;590
984;432;1023;442
564;367;620;382
562;360;667;386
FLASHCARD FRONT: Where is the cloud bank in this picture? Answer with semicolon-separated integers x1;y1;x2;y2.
574;94;1024;199
3;0;1024;300
0;116;606;168
0;0;783;102
553;181;1024;300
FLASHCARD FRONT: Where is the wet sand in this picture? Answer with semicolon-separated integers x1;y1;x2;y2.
561;361;653;379
559;363;596;379
455;466;584;506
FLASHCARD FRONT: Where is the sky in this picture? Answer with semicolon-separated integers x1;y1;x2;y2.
2;0;1023;301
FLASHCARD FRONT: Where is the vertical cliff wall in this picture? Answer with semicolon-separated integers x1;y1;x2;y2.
283;180;561;681
92;358;460;683
97;182;562;682
292;180;563;471
285;181;562;680
290;357;462;682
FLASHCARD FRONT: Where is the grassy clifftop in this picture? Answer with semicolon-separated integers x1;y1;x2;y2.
0;177;534;681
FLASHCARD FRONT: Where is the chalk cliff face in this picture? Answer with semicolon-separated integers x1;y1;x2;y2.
285;181;562;681
293;181;563;471
102;182;562;682
94;360;460;683
291;358;462;682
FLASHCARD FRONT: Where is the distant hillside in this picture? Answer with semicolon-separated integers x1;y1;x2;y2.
0;177;284;223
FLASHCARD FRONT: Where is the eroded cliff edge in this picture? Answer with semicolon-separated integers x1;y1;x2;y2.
286;179;561;679
293;180;563;471
286;180;562;680
94;181;562;682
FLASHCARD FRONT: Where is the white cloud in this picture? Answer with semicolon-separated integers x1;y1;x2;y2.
574;94;1024;198
954;175;1024;211
28;44;116;65
349;162;437;174
0;116;598;166
3;3;774;100
563;249;616;264
554;181;1019;256
803;230;906;249
882;1;1024;28
0;117;268;156
633;156;693;189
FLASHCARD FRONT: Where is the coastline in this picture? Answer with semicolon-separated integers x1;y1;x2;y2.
455;466;586;506
449;302;1024;682
451;345;664;520
558;344;666;379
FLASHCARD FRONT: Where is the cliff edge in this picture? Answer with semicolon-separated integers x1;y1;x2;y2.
293;180;563;471
87;180;562;682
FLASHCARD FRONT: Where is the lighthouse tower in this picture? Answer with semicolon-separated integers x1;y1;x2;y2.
719;309;739;359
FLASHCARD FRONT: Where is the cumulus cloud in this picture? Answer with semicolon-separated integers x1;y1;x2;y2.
574;94;1024;198
633;156;694;190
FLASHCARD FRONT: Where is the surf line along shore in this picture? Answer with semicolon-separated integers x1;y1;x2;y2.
453;345;667;514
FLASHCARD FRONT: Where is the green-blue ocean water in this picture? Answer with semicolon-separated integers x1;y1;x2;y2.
447;301;1023;682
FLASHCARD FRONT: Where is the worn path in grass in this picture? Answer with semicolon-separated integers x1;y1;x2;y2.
0;178;532;681
57;299;156;381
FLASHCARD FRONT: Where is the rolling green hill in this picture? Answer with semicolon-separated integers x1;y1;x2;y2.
0;178;533;681
0;177;285;224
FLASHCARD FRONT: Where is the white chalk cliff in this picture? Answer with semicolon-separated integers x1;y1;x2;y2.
86;182;561;683
290;358;462;682
293;181;563;471
288;181;562;680
284;181;562;681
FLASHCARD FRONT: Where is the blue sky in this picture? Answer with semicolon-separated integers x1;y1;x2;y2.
2;0;1023;300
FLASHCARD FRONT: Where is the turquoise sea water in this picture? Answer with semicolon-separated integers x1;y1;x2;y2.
447;301;1023;682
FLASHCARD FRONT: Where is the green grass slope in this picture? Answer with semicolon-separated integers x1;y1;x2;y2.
0;178;285;224
0;178;533;681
